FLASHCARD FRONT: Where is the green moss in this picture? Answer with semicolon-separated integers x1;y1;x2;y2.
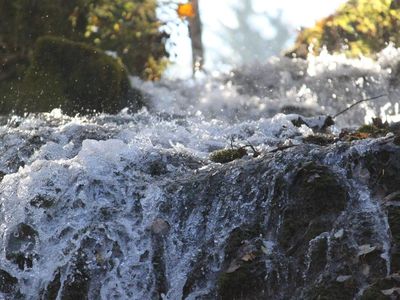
209;148;247;164
18;36;135;114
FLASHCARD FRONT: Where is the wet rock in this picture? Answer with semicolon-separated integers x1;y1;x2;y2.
217;226;267;300
364;144;400;195
61;252;90;300
6;223;38;270
30;194;56;208
361;275;400;300
150;218;170;236
303;279;358;300
41;269;61;300
148;161;168;176
279;163;347;252
386;205;400;272
0;269;18;294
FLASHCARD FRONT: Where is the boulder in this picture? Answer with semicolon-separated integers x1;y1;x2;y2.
15;36;143;115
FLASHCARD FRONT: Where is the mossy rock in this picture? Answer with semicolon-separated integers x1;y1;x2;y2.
279;163;347;251
304;280;358;300
217;262;267;300
15;36;143;115
387;205;400;272
209;148;247;164
361;276;400;300
364;146;400;195
217;226;266;300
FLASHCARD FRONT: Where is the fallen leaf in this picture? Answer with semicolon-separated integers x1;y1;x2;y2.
177;3;195;18
241;252;256;262
358;244;376;256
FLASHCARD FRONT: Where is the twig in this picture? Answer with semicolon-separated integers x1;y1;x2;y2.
244;143;261;157
268;144;298;153
333;94;387;119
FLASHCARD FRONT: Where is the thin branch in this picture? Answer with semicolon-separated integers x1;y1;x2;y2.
333;94;387;119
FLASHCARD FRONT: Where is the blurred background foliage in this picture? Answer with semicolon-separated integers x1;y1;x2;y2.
288;0;400;58
0;0;169;81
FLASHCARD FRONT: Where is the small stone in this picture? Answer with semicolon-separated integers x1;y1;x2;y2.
358;244;377;256
362;264;370;276
151;218;170;235
334;229;344;239
381;287;400;296
336;275;352;282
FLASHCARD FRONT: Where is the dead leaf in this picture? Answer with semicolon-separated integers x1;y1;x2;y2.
177;3;195;18
358;244;377;256
241;252;256;262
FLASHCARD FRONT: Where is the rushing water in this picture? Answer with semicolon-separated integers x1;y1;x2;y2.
1;47;400;299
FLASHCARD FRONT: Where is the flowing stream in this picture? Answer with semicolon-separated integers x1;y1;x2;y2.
1;47;400;299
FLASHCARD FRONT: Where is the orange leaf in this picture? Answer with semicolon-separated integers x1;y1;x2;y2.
177;3;195;18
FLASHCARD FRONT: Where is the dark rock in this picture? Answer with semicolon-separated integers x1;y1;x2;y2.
279;163;347;252
61;252;90;300
150;218;170;236
6;223;38;270
364;144;400;195
387;205;400;273
151;231;168;299
148;161;168;176
303;279;358;300
30;195;56;208
0;269;18;294
216;226;267;300
361;275;400;300
41;269;61;300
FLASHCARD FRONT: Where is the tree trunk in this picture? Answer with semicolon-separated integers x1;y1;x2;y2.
188;0;204;75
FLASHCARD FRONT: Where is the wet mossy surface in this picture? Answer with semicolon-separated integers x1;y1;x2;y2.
209;148;248;163
217;262;267;300
217;226;266;300
279;163;347;251
387;205;400;272
364;145;400;195
361;276;400;300
304;280;358;300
